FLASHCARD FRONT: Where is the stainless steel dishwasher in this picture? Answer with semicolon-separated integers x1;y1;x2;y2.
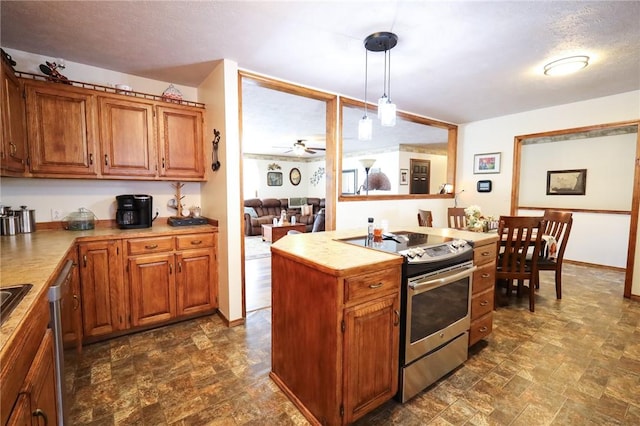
48;259;74;426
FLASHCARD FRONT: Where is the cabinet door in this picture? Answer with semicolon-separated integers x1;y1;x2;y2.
61;251;82;350
176;247;217;316
5;394;31;426
1;62;28;173
98;96;157;177
23;330;58;426
79;240;125;337
343;293;399;424
157;106;204;179
25;82;97;176
128;253;176;327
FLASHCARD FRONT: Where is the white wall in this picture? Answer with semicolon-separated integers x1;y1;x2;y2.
456;91;640;273
243;157;325;200
198;59;243;324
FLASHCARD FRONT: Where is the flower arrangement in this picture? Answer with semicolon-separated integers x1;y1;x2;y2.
464;205;493;232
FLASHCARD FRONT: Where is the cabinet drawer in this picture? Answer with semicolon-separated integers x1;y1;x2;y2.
344;268;399;303
469;313;493;346
471;288;493;319
127;236;174;255
473;243;497;266
473;262;495;295
176;233;214;250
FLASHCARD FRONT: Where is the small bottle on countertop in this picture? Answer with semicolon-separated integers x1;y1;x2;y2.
367;217;374;240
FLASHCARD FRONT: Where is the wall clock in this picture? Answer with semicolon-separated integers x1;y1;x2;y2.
289;168;301;186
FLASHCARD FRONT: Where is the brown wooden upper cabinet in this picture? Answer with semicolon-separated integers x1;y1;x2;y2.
1;61;28;174
1;74;206;181
98;96;157;177
157;105;205;179
25;80;99;176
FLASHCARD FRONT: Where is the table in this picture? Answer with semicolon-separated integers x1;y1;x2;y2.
262;222;306;243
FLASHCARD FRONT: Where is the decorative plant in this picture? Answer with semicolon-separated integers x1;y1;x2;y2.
464;205;492;232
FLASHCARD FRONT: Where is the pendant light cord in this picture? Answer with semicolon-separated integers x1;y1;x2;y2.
383;48;388;97
364;48;368;117
387;43;391;102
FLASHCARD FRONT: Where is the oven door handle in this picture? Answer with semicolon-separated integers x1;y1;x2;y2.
408;266;477;294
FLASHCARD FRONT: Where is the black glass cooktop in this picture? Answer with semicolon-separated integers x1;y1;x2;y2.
338;231;455;254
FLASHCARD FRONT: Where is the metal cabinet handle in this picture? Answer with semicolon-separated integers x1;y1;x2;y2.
479;326;488;333
104;154;109;166
73;295;79;310
169;263;173;274
369;282;383;289
145;244;158;249
393;309;400;326
83;255;87;267
89;153;93;165
162;157;165;168
481;273;490;278
480;300;489;306
33;408;48;425
481;251;491;256
178;262;182;273
190;240;202;245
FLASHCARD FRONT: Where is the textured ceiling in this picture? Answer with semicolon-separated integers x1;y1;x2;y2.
1;1;639;131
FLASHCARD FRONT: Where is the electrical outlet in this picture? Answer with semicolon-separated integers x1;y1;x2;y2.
51;208;64;221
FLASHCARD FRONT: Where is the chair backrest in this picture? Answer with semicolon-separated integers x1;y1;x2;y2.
312;208;325;232
447;207;467;229
495;215;545;279
417;209;433;227
543;210;573;261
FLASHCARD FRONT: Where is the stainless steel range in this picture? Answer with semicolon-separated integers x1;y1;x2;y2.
339;231;476;402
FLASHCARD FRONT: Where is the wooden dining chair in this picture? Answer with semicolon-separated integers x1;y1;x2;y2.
447;207;467;229
417;209;433;227
495;215;545;312
532;210;573;299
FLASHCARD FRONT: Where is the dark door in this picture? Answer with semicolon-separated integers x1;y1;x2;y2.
410;159;430;194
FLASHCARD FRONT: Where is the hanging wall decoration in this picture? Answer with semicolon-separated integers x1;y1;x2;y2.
310;167;325;186
211;129;221;171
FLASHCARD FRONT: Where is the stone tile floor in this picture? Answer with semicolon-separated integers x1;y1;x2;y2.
66;264;640;425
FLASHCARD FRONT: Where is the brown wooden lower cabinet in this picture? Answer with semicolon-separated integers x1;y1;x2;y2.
76;231;218;339
270;251;401;425
469;242;497;346
61;249;82;351
6;330;58;425
78;239;127;338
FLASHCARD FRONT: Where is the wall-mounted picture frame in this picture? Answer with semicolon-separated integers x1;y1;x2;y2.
473;152;501;174
267;171;283;186
289;168;301;186
399;168;409;185
546;169;587;195
341;169;357;194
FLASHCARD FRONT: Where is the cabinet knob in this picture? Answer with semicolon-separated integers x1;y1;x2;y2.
480;300;489;306
479;326;488;333
481;273;490;278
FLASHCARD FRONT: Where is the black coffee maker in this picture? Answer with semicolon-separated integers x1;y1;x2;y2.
116;195;152;229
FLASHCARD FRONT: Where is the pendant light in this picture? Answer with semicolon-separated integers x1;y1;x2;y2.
364;32;397;127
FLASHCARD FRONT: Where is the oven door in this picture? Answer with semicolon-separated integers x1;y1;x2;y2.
405;264;476;364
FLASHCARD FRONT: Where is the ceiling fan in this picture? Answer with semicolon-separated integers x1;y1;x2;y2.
277;140;326;155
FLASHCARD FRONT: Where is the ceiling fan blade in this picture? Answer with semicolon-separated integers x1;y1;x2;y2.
305;148;316;154
283;149;293;153
308;147;326;151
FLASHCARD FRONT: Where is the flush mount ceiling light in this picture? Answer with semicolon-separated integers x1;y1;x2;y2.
543;55;590;76
358;31;398;140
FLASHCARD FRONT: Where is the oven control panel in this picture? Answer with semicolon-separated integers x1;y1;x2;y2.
400;239;471;264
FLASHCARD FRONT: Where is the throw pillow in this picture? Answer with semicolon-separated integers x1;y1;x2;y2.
244;207;258;218
302;204;313;216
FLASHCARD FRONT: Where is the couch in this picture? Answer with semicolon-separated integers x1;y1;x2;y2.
244;197;325;236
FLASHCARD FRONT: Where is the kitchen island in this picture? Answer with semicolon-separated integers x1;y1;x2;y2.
270;227;498;426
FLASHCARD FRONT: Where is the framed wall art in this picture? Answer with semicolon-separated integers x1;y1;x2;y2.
473;152;501;174
546;169;587;195
267;171;283;186
399;168;409;185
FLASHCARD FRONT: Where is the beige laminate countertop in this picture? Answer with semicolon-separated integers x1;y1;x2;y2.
0;223;218;353
271;226;499;276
